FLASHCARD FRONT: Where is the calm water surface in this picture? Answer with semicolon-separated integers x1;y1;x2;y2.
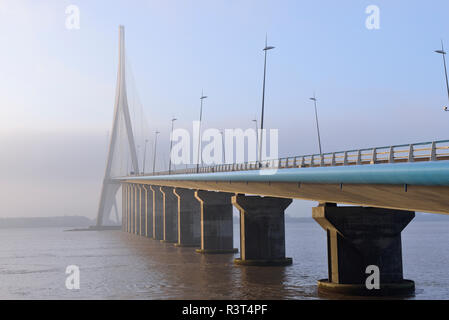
0;221;448;299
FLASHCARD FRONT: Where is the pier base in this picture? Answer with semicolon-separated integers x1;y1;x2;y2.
232;194;292;266
194;191;237;254
173;188;200;247
313;203;415;296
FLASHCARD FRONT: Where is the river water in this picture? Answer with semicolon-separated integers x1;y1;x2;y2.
0;220;448;299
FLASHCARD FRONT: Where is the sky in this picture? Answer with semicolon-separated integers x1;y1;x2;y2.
0;0;448;219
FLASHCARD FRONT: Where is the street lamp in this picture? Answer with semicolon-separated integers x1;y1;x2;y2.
435;40;449;110
310;94;322;155
220;130;225;164
142;139;148;174
252;118;258;162
152;130;160;174
197;91;208;173
168;118;177;174
259;35;275;166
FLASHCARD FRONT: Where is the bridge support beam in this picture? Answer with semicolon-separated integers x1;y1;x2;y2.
150;186;164;240
173;188;201;247
232;194;292;266
143;185;153;238
160;187;178;243
313;203;415;296
195;191;237;254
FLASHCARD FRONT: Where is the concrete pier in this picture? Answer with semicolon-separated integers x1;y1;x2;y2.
150;186;164;240
173;188;201;247
134;185;141;235
130;184;135;234
194;191;237;254
160;187;178;243
143;185;153;238
313;203;415;296
122;184;126;232
232;194;292;266
127;184;131;233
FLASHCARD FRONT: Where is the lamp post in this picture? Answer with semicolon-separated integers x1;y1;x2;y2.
142;139;148;174
197;91;208;173
152;130;160;174
435;41;449;110
220;130;225;164
252;118;258;162
136;145;140;174
168;118;177;174
258;36;275;166
310;94;322;155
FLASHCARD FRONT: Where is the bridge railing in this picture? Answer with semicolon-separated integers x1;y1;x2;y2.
127;139;449;177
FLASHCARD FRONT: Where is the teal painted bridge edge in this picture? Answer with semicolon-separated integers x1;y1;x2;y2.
118;161;449;186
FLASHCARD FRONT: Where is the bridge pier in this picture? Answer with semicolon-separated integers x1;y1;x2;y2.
122;184;127;232
130;184;136;234
127;184;131;233
150;186;164;240
173;188;201;247
313;203;415;296
194;191;237;254
143;186;153;238
160;187;178;243
232;194;292;266
134;185;142;235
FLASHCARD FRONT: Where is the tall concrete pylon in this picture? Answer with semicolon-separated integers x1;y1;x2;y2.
96;26;139;226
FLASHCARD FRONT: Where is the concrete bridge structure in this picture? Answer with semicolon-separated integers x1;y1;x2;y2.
97;26;449;297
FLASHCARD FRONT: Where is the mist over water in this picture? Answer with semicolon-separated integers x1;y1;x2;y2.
0;221;447;300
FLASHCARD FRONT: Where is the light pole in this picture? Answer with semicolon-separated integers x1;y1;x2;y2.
259;36;275;165
252;118;258;162
435;40;449;109
142;139;148;174
168;117;177;174
136;145;140;174
197;91;208;173
220;130;225;164
152;130;160;174
310;94;322;155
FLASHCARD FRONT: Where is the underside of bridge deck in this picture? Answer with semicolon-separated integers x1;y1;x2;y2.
124;179;449;215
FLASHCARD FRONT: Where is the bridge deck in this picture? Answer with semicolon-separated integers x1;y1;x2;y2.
118;161;449;215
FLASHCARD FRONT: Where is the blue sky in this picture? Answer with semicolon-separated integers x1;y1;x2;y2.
0;0;448;218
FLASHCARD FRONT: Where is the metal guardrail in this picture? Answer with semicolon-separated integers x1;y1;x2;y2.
129;140;449;177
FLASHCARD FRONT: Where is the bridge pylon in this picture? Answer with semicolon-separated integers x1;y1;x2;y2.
96;26;139;226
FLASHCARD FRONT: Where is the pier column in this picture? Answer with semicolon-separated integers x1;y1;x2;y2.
134;185;141;235
160;187;178;243
143;185;153;238
150;186;163;240
127;184;131;233
130;184;135;234
173;188;201;247
195;191;237;254
122;184;127;232
313;203;415;296
232;194;292;266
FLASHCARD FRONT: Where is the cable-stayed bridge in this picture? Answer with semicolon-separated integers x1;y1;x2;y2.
96;26;449;296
